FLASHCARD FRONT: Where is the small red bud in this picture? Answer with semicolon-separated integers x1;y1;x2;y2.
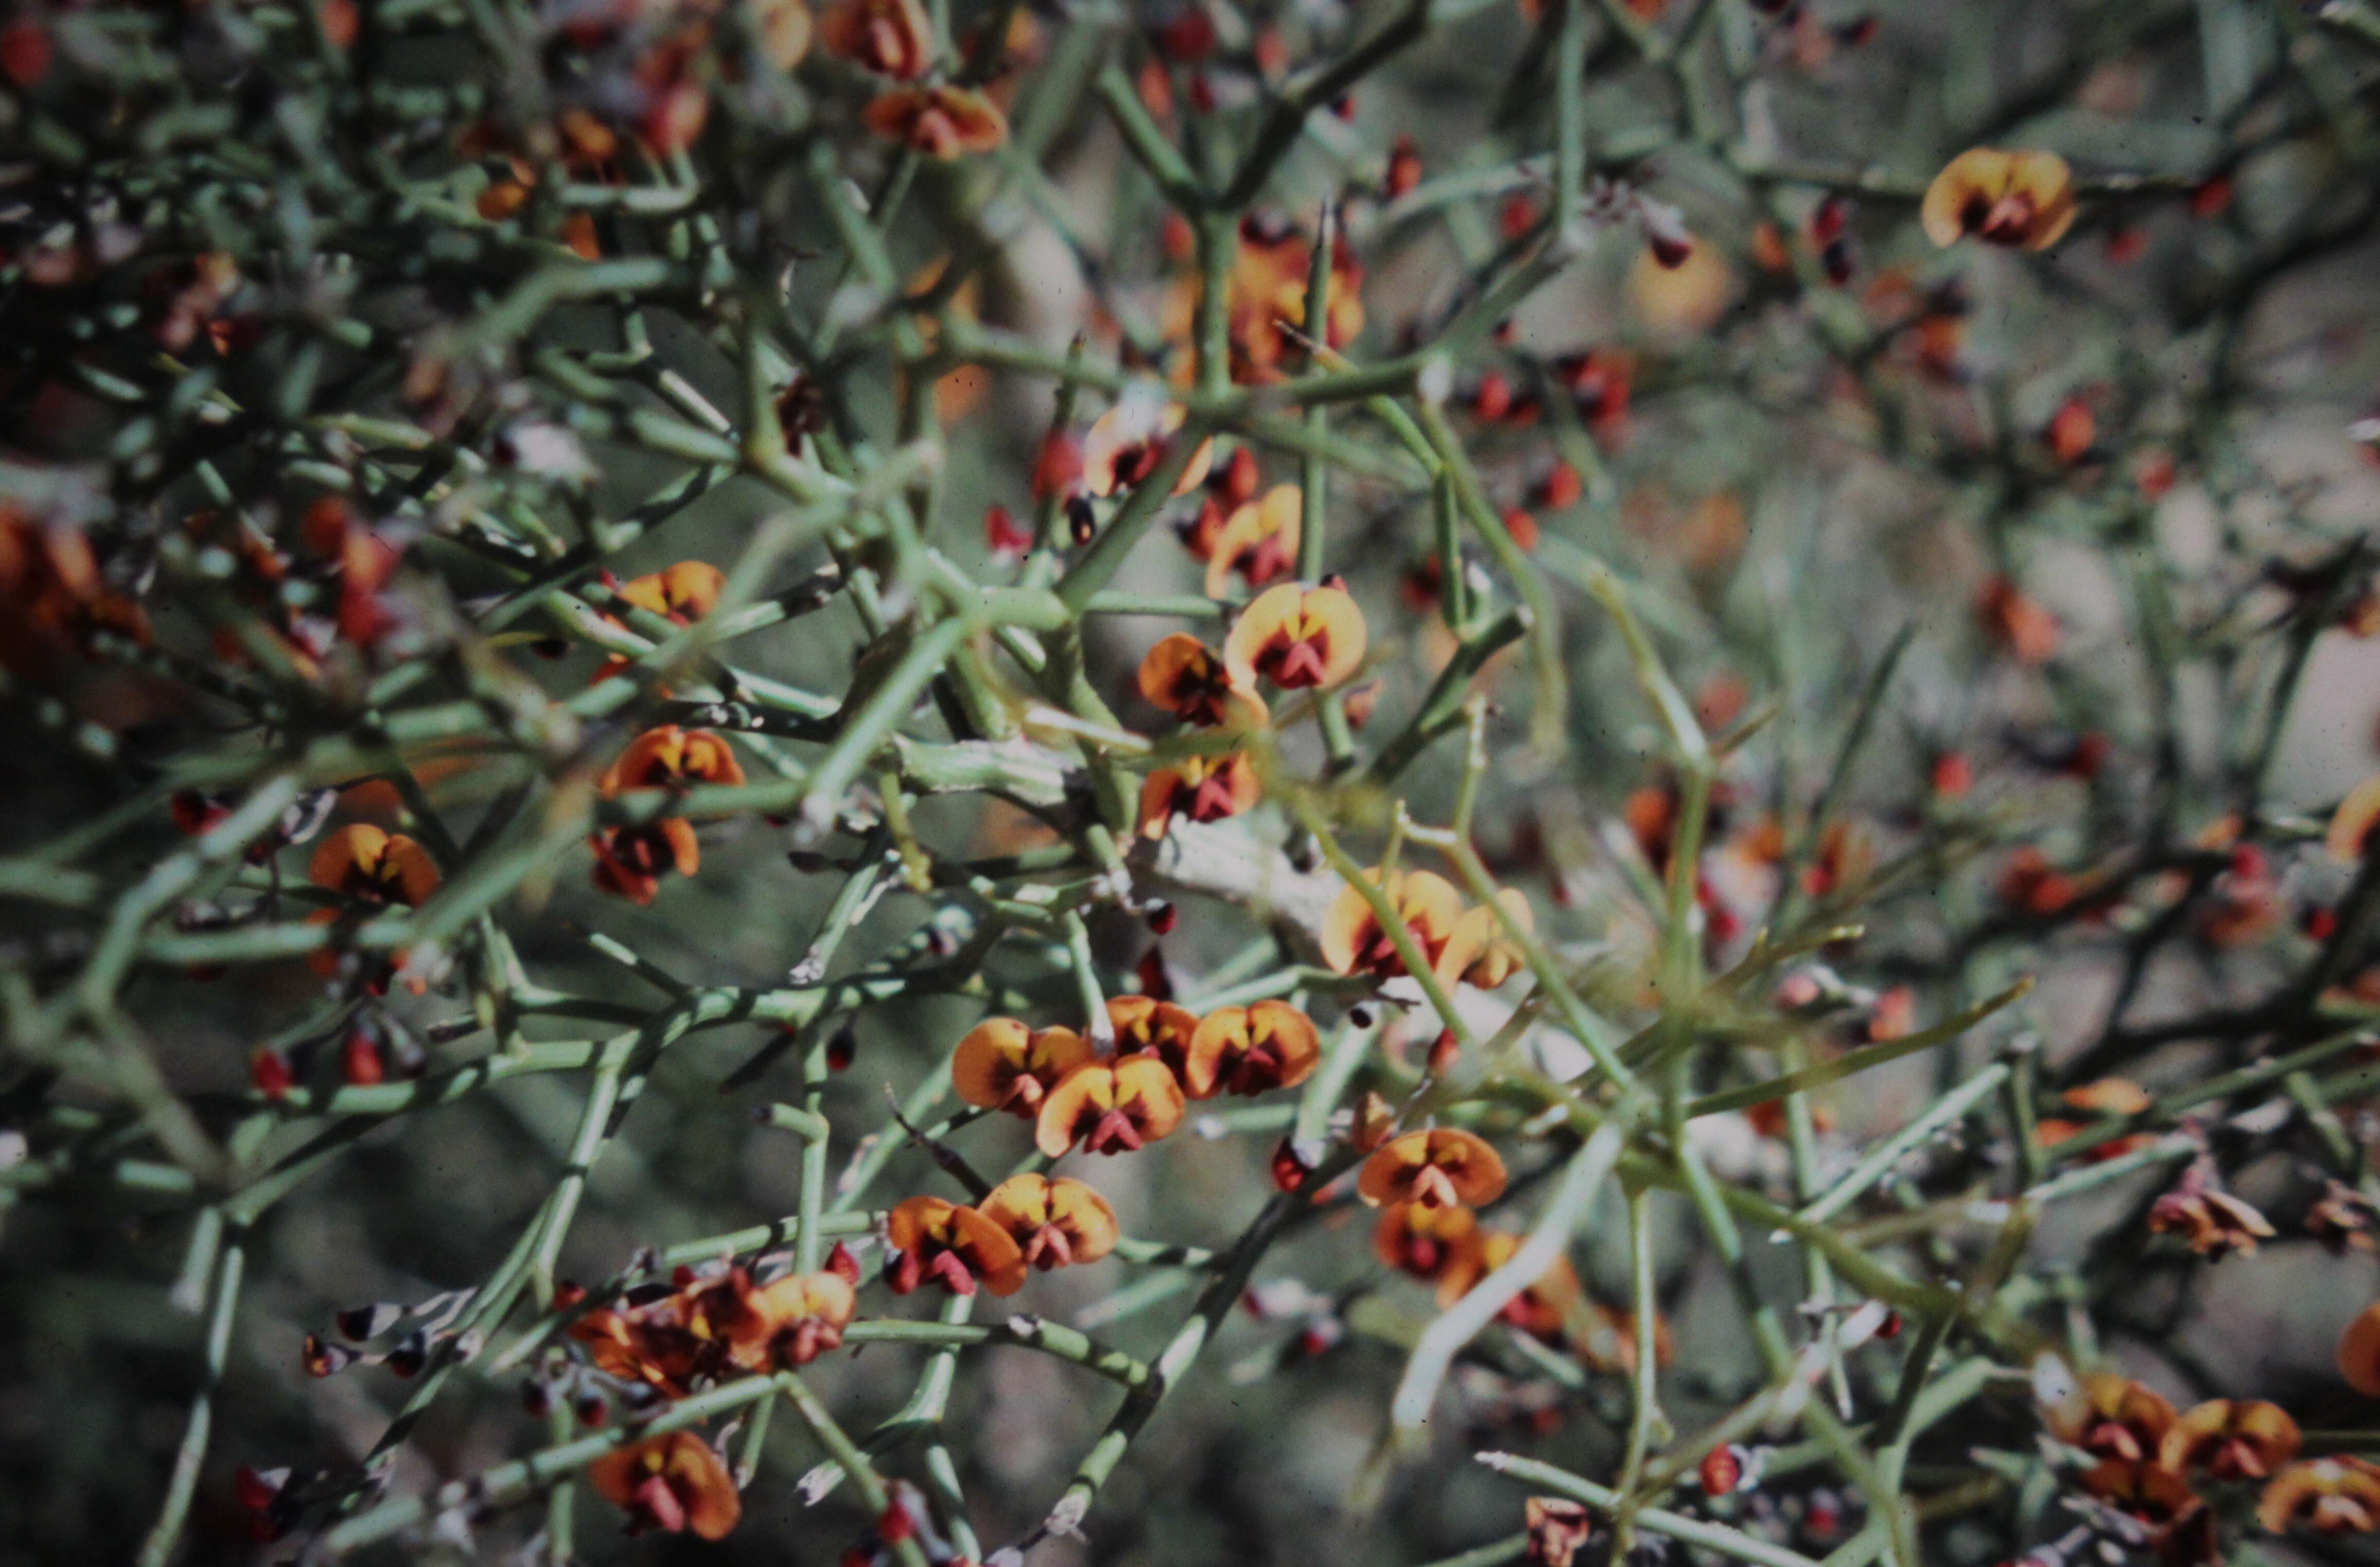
984;505;1031;557
0;19;54;87
251;1047;295;1101
1269;1138;1312;1193
1472;370;1513;422
1538;462;1583;510
1156;7;1216;62
340;1028;385;1086
1811;195;1849;245
1427;1029;1460;1075
1700;1443;1746;1497
826;1025;857;1072
1145;900;1178;935
827;1241;862;1285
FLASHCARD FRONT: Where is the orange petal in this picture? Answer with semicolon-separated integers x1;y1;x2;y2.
1035;1064;1111;1157
887;1194;959;1252
1358;1127;1507;1207
1223;583;1365;691
1107;995;1199;1076
664;1433;743;1540
2340;1300;2380;1397
1137;767;1186;841
1047;1176;1121;1261
952;1018;1032;1112
950;1203;1028;1295
980;1172;1056;1231
1202;484;1301;599
1922;149;2015;247
379;833;443;905
309;823;388;893
1113;1054;1187;1139
2329;777;2380;864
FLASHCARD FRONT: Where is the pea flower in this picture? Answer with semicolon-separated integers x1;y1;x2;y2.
2261;1458;2380;1535
1136;750;1261;839
979;1173;1120;1270
2044;1372;2177;1466
1921;148;2077;251
1082;398;1214;498
1183;1001;1321;1097
1107;995;1200;1084
1223;582;1366;692
1372;1199;1483;1300
1035;1057;1186;1157
861;85;1008;159
1358;1128;1507;1210
1204;484;1302;598
951;1018;1092;1117
591;726;745;904
2159;1399;2300;1481
588;1432;740;1540
1138;632;1267;729
885;1195;1027;1297
1321;867;1478;987
817;0;932;77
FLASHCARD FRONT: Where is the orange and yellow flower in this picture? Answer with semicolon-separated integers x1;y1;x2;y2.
1373;1199;1484;1300
1451;888;1534;989
1107;994;1200;1084
1082;399;1214;498
589;1432;741;1540
884;1195;1028;1296
816;0;932;77
2159;1399;2300;1481
1138;632;1267;729
861;84;1007;158
1321;867;1477;987
1160;214;1365;385
950;1017;1093;1117
1183;1001;1321;1098
979;1173;1121;1270
597;560;724;681
309;824;442;907
2261;1458;2380;1535
2046;1373;2177;1466
589;726;744;904
1034;1057;1186;1157
617;560;725;625
1358;1128;1507;1210
1136;750;1261;839
1443;1228;1588;1351
0;507;149;673
735;1268;858;1368
1921;148;2077;251
2148;1159;2275;1258
1223;582;1366;692
1203;485;1302;599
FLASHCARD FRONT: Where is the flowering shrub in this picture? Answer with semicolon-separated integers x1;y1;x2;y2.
6;1;2380;1565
